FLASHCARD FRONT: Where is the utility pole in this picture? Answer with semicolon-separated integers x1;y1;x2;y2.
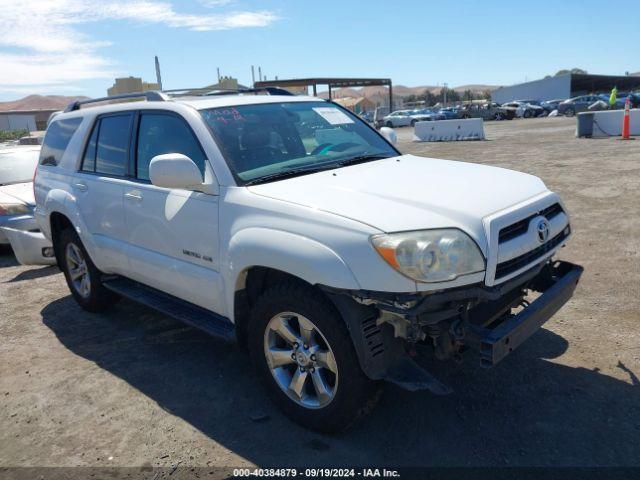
154;55;163;91
251;65;255;87
258;67;262;84
443;82;448;107
217;67;221;82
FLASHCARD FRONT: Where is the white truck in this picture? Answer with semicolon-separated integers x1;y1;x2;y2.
34;89;582;432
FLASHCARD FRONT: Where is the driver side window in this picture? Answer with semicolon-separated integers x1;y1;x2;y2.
136;113;206;181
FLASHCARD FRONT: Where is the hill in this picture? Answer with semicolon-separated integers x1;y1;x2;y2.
0;95;90;112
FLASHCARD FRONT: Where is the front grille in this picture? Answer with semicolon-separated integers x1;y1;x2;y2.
495;227;570;279
498;203;564;244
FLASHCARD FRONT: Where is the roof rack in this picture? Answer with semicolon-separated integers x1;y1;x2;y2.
164;86;295;97
63;86;295;113
207;87;294;97
64;91;169;112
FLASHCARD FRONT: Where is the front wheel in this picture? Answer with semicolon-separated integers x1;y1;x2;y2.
564;107;575;117
248;282;378;432
385;121;393;128
58;228;119;312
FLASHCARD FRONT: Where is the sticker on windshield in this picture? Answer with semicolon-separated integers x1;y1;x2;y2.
313;107;354;125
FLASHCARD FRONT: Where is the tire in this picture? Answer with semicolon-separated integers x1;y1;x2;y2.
494;112;504;121
410;119;417;127
523;109;532;118
58;228;119;312
248;281;379;432
385;121;393;128
564;107;575;117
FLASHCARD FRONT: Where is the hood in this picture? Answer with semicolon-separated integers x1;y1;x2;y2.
0;182;35;207
248;155;548;248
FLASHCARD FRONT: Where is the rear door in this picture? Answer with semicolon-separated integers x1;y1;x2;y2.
73;112;133;273
121;110;223;312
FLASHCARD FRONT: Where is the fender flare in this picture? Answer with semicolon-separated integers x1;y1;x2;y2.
42;189;100;264
223;227;361;319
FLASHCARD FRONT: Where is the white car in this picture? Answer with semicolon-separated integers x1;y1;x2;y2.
381;110;417;127
0;145;55;264
502;101;544;118
35;90;582;432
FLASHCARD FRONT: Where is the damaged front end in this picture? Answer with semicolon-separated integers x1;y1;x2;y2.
322;260;583;395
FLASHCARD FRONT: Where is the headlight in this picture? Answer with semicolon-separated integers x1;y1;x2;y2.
371;229;485;283
0;202;30;216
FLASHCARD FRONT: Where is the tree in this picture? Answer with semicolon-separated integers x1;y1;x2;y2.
554;68;587;76
482;89;492;101
437;87;460;104
424;90;437;106
462;89;474;101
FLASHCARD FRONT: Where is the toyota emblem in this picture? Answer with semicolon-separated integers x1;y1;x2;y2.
537;219;550;243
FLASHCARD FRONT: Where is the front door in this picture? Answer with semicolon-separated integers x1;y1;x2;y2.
122;111;223;313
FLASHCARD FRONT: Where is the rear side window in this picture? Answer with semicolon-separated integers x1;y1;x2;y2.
81;114;132;176
135;113;206;181
39;117;82;166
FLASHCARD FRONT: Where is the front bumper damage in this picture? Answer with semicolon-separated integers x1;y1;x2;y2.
322;260;583;394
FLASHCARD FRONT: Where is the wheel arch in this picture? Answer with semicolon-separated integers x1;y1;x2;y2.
49;211;74;268
225;228;361;345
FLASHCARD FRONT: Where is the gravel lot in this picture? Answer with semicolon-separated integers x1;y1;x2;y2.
1;116;639;471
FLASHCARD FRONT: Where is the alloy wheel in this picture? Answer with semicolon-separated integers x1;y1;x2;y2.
263;312;338;409
66;242;91;298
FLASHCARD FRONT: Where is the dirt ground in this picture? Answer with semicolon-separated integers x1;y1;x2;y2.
1;116;639;471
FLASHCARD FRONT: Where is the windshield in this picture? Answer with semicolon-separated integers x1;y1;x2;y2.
0;149;40;186
201;101;397;185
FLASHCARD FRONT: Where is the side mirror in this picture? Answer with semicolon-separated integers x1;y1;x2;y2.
149;153;203;190
379;126;397;145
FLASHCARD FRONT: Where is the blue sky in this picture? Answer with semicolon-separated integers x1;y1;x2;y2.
1;0;639;101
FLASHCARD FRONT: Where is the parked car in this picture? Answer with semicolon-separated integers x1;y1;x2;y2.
406;108;446;124
516;100;548;116
540;99;564;114
373;106;390;128
35;90;582;432
359;111;374;123
382;110;416;127
502;101;544;118
460;103;514;121
437;107;462;119
0;145;55;264
557;95;602;116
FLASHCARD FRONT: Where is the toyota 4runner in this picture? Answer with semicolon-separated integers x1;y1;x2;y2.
34;89;582;432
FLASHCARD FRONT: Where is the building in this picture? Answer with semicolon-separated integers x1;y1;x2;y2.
0;109;58;132
332;96;376;114
492;73;640;104
107;77;160;96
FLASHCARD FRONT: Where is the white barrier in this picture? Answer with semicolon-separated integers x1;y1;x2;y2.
583;109;640;138
413;118;485;142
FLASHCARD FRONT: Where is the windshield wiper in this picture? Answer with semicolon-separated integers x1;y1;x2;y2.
244;164;338;186
334;153;392;167
244;154;393;186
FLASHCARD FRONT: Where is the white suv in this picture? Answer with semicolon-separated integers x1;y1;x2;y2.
35;89;582;432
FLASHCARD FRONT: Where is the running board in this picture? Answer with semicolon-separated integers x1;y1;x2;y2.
102;276;236;342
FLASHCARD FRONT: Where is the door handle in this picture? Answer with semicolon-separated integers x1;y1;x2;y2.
124;192;143;202
74;182;88;192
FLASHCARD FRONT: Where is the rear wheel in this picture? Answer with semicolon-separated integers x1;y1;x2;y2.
523;109;532;118
248;281;378;432
494;112;504;120
410;119;417;127
564;107;575;117
385;121;393;128
58;228;119;312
